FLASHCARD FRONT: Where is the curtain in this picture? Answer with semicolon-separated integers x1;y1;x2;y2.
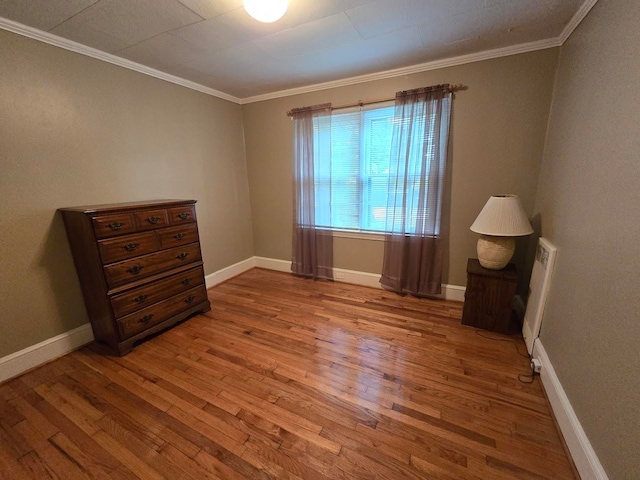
380;85;452;295
291;104;334;280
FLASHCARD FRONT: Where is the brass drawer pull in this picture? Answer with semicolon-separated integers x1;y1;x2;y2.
137;314;154;324
126;266;144;275
173;233;186;240
176;252;189;260
107;222;125;231
181;278;192;286
133;294;148;304
177;212;190;220
145;216;161;224
122;243;139;251
183;295;196;304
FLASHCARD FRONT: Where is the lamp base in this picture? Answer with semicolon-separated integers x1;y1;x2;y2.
476;235;515;270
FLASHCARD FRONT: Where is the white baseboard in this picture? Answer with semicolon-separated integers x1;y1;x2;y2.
441;284;466;302
0;258;257;384
0;323;94;384
533;341;608;480
254;256;290;272
1;256;463;383
255;256;383;289
205;257;256;288
254;256;465;301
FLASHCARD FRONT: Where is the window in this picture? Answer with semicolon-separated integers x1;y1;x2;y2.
313;102;395;233
292;86;452;294
312;102;439;235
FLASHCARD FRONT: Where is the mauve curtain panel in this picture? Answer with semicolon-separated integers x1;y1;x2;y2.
380;85;452;295
291;104;334;280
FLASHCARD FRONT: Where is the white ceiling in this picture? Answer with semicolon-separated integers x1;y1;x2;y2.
0;0;589;101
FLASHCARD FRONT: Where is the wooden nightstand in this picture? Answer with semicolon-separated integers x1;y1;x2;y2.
462;258;518;334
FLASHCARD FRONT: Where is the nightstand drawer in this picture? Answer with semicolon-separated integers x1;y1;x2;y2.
103;243;202;288
110;266;205;318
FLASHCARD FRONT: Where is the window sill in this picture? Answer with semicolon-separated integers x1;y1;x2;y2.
321;229;385;242
314;228;440;242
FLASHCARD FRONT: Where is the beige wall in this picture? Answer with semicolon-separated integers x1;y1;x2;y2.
0;30;254;358
534;1;640;478
2;7;637;475
242;49;559;287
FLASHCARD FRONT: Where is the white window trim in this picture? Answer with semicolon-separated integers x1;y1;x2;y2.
315;227;385;242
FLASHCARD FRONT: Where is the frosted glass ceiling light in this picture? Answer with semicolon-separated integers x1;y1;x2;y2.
243;0;288;23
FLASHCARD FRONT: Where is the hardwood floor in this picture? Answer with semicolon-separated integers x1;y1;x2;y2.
0;268;576;479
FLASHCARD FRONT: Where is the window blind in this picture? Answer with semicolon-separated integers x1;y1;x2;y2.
313;102;395;233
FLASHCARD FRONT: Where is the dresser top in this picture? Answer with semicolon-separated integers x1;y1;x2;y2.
59;199;196;214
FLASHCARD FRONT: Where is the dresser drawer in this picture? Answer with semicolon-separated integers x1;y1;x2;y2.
157;223;199;249
117;285;208;339
169;205;196;225
98;231;159;264
110;266;205;318
134;209;169;230
93;213;136;239
104;243;202;288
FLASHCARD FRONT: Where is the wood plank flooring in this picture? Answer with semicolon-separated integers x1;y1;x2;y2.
0;268;576;479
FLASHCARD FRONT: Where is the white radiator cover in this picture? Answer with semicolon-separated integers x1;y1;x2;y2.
522;237;558;354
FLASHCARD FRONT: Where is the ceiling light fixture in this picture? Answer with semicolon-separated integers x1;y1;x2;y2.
243;0;288;23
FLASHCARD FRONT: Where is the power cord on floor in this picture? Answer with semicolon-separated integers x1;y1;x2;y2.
518;372;535;384
474;329;537;384
474;329;530;358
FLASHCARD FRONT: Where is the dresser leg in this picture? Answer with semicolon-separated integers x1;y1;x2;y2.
116;343;133;357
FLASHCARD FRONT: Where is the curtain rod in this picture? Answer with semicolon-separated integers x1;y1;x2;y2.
287;83;464;117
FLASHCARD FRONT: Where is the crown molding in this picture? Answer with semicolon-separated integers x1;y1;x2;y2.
0;16;242;104
239;37;561;104
558;0;599;45
2;0;597;106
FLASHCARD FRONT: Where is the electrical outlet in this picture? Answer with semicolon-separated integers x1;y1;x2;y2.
530;358;543;373
335;272;345;280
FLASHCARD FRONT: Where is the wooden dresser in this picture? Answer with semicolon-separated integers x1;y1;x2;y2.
60;199;211;355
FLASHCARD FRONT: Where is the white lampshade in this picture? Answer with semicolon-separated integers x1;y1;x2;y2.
243;0;288;23
470;195;533;237
470;195;533;269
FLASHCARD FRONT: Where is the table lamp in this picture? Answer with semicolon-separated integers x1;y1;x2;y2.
470;195;533;269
